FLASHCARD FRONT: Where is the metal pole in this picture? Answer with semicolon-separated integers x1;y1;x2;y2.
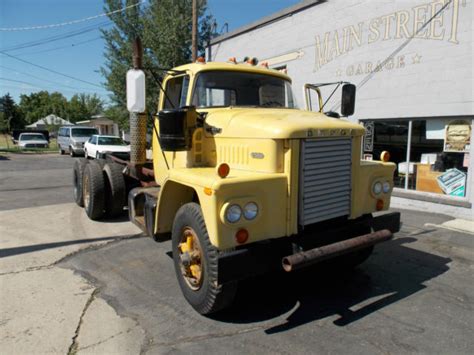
404;120;413;190
192;0;198;62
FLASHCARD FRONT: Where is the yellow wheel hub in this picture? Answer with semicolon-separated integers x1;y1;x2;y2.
178;227;203;290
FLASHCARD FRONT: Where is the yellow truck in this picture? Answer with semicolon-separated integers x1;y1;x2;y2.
73;57;400;315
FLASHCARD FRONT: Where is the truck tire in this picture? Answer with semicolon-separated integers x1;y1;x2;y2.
59;145;65;155
83;160;105;220
73;158;88;207
172;203;237;315
103;162;126;217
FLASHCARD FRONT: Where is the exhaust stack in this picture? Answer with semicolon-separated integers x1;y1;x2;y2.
127;37;147;165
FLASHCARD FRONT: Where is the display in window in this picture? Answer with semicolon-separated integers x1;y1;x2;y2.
444;120;471;153
437;168;467;197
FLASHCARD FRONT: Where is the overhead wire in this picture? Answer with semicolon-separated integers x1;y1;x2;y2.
0;1;145;31
0;64;107;93
14;37;102;57
0;21;112;53
0;51;105;89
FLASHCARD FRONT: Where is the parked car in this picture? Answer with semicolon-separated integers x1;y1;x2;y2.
18;132;49;149
58;126;98;157
84;135;130;159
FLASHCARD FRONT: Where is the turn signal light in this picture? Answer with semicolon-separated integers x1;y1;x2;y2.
380;151;391;162
217;163;230;178
235;229;249;244
376;199;384;211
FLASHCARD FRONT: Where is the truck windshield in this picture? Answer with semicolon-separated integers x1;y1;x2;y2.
71;128;98;137
20;134;45;141
192;71;295;109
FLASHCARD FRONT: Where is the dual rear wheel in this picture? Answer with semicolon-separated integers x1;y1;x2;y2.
73;159;126;220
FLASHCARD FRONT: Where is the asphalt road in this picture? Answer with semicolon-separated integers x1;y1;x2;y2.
0;153;76;210
2;153;473;354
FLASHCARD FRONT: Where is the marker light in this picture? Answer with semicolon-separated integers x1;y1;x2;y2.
382;182;391;193
373;182;382;195
380;151;391;162
243;202;258;220
196;56;206;63
376;199;384;211
225;204;241;223
228;57;237;64
235;229;249;244
217;163;230;178
260;61;269;68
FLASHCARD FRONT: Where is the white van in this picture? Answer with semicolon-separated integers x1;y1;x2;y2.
58;126;98;157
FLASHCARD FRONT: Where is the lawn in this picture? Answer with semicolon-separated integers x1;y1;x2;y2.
0;133;58;153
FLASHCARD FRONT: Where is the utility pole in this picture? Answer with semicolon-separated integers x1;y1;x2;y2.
192;0;198;61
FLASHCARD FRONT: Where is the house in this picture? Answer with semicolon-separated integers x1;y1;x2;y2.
76;115;119;136
26;114;73;130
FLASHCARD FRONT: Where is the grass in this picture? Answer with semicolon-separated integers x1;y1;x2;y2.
0;133;59;153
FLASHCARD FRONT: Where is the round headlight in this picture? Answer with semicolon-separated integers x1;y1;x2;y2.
225;204;242;223
243;202;258;220
373;182;382;195
382;182;391;193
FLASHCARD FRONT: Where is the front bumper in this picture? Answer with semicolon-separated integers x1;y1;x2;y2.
217;212;401;283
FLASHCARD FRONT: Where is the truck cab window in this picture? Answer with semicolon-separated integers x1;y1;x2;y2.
164;75;189;109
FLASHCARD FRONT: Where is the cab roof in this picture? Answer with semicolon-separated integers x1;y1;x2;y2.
171;61;291;82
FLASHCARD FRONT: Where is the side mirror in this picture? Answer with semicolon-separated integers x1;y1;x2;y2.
157;106;197;151
341;84;356;117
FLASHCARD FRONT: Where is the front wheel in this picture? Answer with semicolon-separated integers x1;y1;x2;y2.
172;203;237;315
70;147;76;157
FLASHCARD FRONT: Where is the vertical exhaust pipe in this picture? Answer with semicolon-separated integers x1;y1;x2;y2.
130;38;147;165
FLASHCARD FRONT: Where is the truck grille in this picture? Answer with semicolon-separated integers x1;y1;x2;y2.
299;138;352;226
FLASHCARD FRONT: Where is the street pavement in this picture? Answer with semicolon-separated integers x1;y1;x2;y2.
1;153;473;354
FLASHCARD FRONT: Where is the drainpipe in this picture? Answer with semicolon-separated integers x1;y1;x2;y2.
404;120;413;190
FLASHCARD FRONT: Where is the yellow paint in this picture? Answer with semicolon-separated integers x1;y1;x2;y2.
151;61;396;250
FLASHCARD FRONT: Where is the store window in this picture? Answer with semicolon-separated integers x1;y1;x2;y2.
362;118;471;198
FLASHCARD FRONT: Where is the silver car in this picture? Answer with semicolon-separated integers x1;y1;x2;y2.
58;126;98;157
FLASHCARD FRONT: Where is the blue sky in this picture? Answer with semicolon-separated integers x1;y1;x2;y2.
0;0;300;105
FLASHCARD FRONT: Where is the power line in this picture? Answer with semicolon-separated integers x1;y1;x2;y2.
1;21;111;53
0;51;105;89
0;1;145;31
15;37;102;57
0;65;107;93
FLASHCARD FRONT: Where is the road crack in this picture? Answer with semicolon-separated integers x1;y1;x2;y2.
67;288;99;355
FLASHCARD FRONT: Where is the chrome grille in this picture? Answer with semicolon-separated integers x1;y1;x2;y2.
299;138;352;226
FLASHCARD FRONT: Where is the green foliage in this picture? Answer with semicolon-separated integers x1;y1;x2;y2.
101;0;215;117
17;91;105;125
67;93;104;122
0;93;25;131
104;105;129;130
18;91;68;124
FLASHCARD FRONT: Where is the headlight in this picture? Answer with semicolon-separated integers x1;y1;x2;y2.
243;202;258;220
225;204;242;223
373;182;382;195
382;182;391;193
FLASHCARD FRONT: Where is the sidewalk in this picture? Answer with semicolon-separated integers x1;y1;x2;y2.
0;203;145;354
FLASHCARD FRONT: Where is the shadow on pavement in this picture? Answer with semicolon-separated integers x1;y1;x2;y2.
0;235;134;258
212;237;451;333
0;155;10;160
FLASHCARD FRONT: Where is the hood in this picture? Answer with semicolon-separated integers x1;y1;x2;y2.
98;145;130;153
202;108;365;139
19;139;48;145
73;136;93;143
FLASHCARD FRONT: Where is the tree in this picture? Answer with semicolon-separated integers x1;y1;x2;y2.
67;93;104;123
18;91;68;124
0;93;25;130
101;0;215;121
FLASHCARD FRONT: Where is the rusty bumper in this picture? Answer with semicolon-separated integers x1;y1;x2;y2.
281;229;393;272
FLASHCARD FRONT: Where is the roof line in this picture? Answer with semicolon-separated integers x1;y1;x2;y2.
210;0;324;46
